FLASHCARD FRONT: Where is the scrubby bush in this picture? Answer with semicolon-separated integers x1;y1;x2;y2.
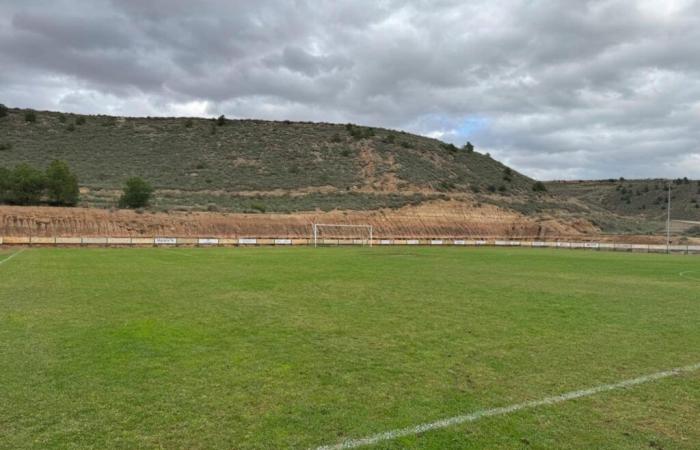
216;115;226;126
45;160;79;206
0;104;8;118
76;116;86;125
0;167;11;202
532;181;547;192
250;202;266;213
8;163;46;204
463;141;474;153
503;167;513;182
24;110;37;123
0;142;12;151
119;177;153;209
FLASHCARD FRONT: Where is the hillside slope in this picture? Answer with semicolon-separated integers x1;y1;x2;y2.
546;179;700;234
0;108;533;212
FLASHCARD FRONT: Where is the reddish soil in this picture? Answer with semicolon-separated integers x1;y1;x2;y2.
0;200;595;239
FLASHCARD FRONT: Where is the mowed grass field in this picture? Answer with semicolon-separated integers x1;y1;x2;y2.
1;246;700;449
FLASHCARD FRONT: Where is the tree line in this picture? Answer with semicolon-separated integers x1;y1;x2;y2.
0;161;79;206
0;160;153;208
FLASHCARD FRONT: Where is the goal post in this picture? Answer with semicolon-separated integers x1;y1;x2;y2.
312;223;373;247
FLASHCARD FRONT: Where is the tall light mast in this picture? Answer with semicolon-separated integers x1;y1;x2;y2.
666;183;671;253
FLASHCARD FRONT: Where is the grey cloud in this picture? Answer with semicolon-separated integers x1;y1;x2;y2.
1;0;699;179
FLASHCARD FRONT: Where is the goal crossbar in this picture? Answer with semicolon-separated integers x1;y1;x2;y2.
312;223;373;247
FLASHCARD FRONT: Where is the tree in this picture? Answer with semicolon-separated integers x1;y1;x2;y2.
45;160;79;206
216;115;226;126
119;177;153;208
532;181;548;192
24;110;37;123
9;164;46;204
463;141;474;153
0;167;11;202
0;104;8;118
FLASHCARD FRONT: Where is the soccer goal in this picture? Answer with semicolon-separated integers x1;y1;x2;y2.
312;223;373;247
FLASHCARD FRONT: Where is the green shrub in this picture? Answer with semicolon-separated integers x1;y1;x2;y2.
119;177;153;209
0;142;12;151
250;202;266;213
8;163;46;204
76;116;86;125
0;167;11;202
66;123;76;132
463;141;474;153
0;104;8;118
216;115;226;126
330;133;342;143
532;181;547;192
441;143;458;153
24;111;37;123
45;160;79;206
184;119;194;128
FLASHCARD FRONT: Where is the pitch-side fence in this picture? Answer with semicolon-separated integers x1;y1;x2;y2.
1;236;699;254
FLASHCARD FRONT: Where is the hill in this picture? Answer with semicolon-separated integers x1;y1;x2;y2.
2;107;697;239
0;107;535;213
546;179;700;234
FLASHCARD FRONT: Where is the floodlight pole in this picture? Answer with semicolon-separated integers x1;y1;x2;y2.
313;223;318;248
666;183;671;254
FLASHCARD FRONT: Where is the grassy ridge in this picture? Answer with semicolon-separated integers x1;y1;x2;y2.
547;180;700;232
0;108;532;212
1;247;699;448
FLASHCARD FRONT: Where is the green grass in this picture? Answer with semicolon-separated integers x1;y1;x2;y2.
1;247;699;449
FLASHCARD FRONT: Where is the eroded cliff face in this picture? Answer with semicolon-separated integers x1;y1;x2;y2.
0;200;596;239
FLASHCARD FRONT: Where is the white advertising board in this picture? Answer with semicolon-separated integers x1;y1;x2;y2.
238;238;257;245
198;238;219;245
155;237;177;245
274;239;292;245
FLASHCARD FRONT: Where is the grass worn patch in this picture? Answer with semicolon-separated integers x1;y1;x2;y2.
1;247;699;449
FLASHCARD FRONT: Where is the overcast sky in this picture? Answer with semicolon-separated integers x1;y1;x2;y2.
1;0;699;180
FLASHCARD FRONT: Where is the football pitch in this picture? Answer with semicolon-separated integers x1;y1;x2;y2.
1;246;699;449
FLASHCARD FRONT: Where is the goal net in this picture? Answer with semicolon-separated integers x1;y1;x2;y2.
312;223;373;247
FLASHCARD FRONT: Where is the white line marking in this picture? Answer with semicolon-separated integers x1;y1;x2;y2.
315;362;700;450
680;271;700;282
0;248;26;267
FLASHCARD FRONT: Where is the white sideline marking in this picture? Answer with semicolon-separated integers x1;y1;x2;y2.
0;248;26;267
680;271;700;282
315;362;700;450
